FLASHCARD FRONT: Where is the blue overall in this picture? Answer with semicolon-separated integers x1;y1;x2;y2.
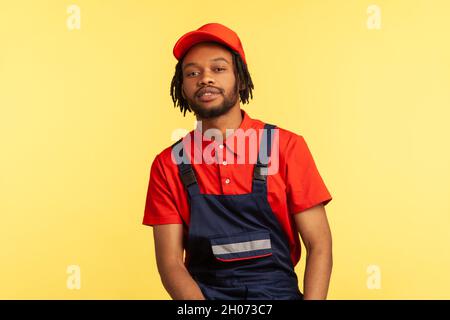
172;123;303;300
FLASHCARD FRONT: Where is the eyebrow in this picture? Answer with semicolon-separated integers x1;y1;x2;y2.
183;57;230;70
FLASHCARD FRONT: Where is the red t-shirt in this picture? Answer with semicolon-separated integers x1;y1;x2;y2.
142;108;332;266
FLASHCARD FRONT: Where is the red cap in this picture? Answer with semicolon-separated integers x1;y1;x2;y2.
173;23;247;65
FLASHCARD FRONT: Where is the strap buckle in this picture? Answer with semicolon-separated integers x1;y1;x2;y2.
253;165;268;181
180;169;197;187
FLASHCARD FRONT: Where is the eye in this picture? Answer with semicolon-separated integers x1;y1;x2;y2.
215;67;226;72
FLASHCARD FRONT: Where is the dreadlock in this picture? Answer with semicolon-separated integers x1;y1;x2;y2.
170;44;254;117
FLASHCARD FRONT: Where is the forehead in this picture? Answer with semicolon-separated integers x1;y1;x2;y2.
182;42;233;68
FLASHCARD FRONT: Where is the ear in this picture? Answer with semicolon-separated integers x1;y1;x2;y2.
181;85;186;99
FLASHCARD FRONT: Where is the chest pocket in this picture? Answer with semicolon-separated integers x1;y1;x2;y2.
209;230;273;262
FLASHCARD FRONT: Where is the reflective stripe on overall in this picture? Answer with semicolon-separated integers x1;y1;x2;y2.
172;123;303;300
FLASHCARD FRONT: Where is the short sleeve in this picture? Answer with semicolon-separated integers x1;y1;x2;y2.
285;135;332;214
142;155;183;226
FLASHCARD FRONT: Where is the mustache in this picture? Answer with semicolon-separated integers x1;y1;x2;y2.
196;86;223;97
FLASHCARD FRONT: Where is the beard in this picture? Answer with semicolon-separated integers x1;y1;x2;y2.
186;82;239;119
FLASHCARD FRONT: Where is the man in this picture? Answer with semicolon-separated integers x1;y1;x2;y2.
143;23;333;300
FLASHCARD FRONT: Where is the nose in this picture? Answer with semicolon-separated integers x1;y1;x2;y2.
198;69;215;86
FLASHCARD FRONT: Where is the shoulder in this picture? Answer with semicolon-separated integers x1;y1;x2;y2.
270;125;307;155
152;130;194;172
247;113;304;146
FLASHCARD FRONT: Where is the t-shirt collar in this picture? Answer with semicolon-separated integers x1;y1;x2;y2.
193;108;255;158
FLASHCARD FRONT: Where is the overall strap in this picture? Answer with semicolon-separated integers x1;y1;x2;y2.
252;123;277;194
171;138;201;197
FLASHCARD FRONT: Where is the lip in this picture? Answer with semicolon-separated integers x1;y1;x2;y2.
197;86;221;97
197;92;220;102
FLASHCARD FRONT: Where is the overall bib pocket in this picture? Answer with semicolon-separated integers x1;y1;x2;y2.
209;230;273;262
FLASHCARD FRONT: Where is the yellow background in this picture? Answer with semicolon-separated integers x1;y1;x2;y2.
1;0;449;299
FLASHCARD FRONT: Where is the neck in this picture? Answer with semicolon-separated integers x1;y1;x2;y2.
196;105;243;141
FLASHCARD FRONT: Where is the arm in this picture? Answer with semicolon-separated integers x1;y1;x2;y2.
153;224;205;300
294;204;333;300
